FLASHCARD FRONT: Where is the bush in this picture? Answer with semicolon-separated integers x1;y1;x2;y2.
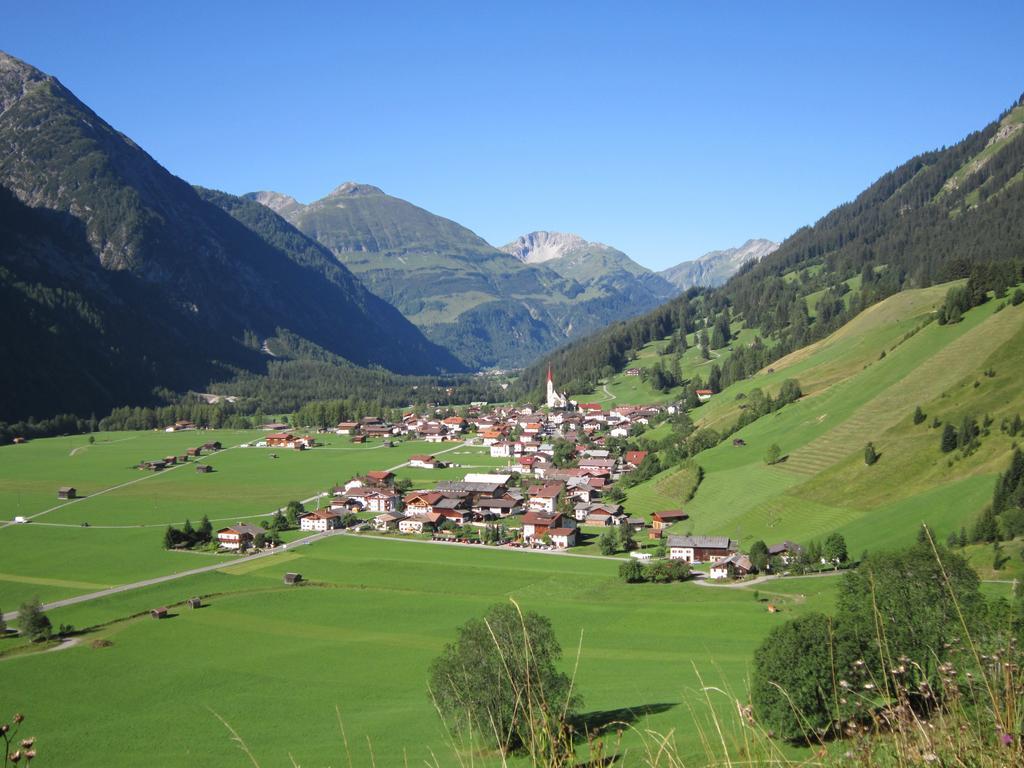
618;559;645;583
752;613;843;742
427;602;577;757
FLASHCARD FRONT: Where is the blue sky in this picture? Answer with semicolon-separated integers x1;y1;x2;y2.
5;1;1024;270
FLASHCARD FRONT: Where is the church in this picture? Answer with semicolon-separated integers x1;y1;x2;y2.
546;366;569;409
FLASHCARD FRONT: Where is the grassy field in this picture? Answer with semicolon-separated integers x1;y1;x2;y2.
0;534;839;767
0;431;502;607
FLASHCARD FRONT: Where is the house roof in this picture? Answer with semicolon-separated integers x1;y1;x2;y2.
548;527;576;537
667;535;736;550
624;451;648;465
652;509;688;521
366;470;393;481
768;540;804;555
410;454;437;462
218;523;263;536
527;483;563;498
302;510;340;520
404;491;444;505
522;511;559;526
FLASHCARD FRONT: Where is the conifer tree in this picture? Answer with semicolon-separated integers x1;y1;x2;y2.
941;423;958;453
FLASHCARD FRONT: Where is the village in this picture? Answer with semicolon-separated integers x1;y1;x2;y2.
205;370;806;581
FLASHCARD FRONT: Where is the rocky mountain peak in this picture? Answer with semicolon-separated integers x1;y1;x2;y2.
327;181;385;198
0;50;55;116
502;231;597;264
247;190;301;214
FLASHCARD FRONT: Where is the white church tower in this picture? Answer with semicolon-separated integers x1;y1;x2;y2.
546;365;567;409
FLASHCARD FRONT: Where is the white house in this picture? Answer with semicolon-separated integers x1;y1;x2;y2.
409;454;441;469
300;510;343;532
548;527;578;549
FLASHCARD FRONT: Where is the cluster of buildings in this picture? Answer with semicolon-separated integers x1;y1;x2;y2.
137;441;222;472
207;371;789;579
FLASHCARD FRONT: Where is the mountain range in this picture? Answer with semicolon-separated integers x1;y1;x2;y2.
248;190;691;369
658;238;779;291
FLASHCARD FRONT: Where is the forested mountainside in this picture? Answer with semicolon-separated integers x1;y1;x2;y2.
518;95;1024;400
0;51;461;422
251;189;678;369
659;238;779;290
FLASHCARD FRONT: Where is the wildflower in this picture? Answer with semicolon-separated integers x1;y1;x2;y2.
13;714;23;724
863;683;876;690
839;679;850;688
9;751;21;763
24;751;35;761
19;739;33;749
1001;732;1013;746
922;753;938;763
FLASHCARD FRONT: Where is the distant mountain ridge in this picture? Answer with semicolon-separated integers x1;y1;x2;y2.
0;50;461;421
659;238;779;290
252;192;679;369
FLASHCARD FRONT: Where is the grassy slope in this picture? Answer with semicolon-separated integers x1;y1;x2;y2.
622;286;1024;554
0;535;838;767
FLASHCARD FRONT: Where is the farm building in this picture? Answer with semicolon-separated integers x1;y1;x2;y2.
651;510;688;530
151;607;168;619
667;535;738;564
283;572;302;585
57;486;77;500
187;597;202;609
195;464;213;473
409;454;441;469
709;554;754;580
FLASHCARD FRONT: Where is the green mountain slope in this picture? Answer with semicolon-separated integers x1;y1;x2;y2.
252;190;679;368
621;286;1024;558
0;51;461;421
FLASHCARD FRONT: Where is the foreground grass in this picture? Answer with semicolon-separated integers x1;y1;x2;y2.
0;535;838;767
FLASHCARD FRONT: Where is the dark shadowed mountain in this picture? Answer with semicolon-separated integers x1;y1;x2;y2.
0;50;462;421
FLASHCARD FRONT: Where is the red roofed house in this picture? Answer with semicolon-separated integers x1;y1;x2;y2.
526;482;564;514
265;432;295;447
217;523;263;551
404;492;444;516
548;527;578;549
623;451;648;469
365;470;395;486
522;511;575;541
696;390;713;403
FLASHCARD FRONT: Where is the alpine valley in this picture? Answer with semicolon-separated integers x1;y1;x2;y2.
0;48;760;423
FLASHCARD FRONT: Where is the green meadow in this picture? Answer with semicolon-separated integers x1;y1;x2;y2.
0;431;501;607
0;535;839;767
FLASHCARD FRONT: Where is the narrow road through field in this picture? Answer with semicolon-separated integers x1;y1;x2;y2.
0;443;242;529
0;527;343;622
692;570;844;588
